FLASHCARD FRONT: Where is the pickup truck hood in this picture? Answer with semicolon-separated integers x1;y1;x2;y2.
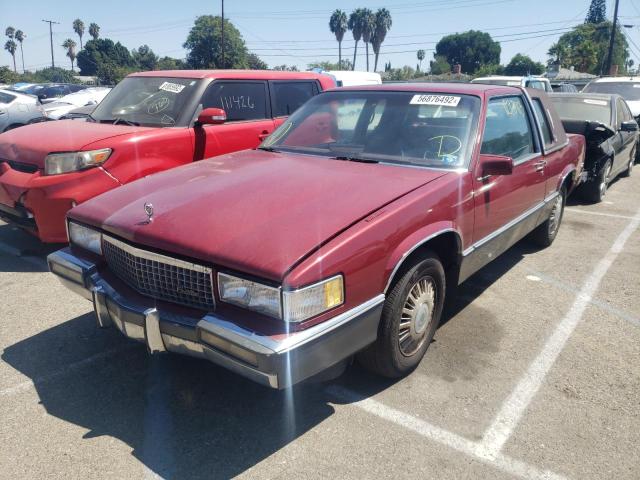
0;120;152;167
71;150;447;280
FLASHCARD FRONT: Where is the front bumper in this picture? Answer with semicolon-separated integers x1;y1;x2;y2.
48;248;384;389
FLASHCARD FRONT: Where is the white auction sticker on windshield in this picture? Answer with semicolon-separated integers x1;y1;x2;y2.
410;95;461;106
584;99;608;106
158;82;186;93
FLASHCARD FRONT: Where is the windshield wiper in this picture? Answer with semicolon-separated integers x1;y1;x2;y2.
99;118;140;126
258;146;279;152
333;155;379;164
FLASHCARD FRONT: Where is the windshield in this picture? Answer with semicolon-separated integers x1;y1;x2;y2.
91;77;200;127
261;91;481;169
550;96;611;126
583;82;640;101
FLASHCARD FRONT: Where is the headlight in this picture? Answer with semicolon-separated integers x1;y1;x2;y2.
68;221;102;255
283;275;344;323
45;148;112;175
218;273;282;319
217;272;344;323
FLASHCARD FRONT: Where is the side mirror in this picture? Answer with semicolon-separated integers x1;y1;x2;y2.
477;154;513;179
620;120;638;132
196;107;227;126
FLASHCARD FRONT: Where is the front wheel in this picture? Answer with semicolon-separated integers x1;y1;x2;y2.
357;253;445;378
530;187;565;248
622;147;635;177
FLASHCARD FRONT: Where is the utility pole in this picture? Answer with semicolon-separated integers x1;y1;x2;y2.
221;0;225;68
42;19;60;68
605;0;620;75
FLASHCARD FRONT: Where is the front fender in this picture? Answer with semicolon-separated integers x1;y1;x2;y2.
383;221;463;293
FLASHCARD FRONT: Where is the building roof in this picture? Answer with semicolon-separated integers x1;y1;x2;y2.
545;66;596;80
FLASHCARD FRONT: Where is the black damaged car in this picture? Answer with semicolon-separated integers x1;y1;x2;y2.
550;93;638;203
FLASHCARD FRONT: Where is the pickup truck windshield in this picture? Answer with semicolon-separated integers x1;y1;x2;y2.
583;82;640;101
550;96;611;126
261;91;481;169
91;77;200;127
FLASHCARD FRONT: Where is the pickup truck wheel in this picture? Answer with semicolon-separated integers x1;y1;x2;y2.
583;160;612;203
357;253;445;378
531;187;565;248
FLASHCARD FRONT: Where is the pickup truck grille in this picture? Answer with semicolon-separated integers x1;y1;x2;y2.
102;236;215;311
0;159;39;174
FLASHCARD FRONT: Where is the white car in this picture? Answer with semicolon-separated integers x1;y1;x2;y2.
43;87;112;120
582;77;640;118
471;75;553;92
0;89;46;132
326;70;382;87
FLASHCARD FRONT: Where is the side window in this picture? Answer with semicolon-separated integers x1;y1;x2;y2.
532;99;553;146
271;82;316;117
201;81;268;121
481;96;535;162
616;99;626;127
622;100;633;122
526;80;545;91
0;92;16;104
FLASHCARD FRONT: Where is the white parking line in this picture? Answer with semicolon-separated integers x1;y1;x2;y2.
327;385;567;480
565;208;636;220
481;207;640;455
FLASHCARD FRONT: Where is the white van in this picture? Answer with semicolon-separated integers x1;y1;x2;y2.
326;71;382;87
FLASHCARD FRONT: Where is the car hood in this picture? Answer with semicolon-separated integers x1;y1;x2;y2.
71;151;448;280
0;120;152;167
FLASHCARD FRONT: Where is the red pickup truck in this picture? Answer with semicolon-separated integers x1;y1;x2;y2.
0;70;335;242
48;84;584;388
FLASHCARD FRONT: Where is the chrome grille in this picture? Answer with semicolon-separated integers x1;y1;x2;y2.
102;236;214;311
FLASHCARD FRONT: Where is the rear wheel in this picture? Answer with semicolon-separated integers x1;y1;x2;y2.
357;253;445;378
583;160;612;203
531;187;565;248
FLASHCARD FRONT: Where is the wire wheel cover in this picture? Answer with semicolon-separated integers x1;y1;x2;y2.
399;277;436;356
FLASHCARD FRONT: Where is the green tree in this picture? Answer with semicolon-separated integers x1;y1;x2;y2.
307;59;353;71
96;62;133;85
371;8;392;72
417;49;425;72
183;15;249;69
348;8;364;70
4;39;16;72
247;52;268;69
435;30;500;74
62;38;77;71
0;65;19;83
329;9;348;67
156;56;186;70
14;30;25;73
549;22;628;74
360;8;375;72
132;44;158;70
474;63;505;77
429;55;450;75
73;19;85;49
88;23;100;40
383;65;417;81
585;0;606;24
504;53;545;75
76;38;135;75
273;64;299;71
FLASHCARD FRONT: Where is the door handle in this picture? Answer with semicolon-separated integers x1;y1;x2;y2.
534;160;547;172
258;130;271;141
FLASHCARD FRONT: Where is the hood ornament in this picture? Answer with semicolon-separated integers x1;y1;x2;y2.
143;202;154;224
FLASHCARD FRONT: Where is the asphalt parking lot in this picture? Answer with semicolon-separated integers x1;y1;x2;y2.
0;173;639;480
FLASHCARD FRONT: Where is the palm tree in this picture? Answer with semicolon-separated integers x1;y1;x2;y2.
371;9;392;72
5;27;15;39
417;49;425;72
73;19;85;49
348;9;364;71
360;9;375;72
62;38;77;71
4;39;17;72
329;10;348;68
14;30;25;73
88;23;100;41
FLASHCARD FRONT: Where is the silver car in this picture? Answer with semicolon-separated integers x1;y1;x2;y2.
0;89;47;132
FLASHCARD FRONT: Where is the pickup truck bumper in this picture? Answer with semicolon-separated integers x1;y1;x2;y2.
0;164;120;243
47;248;384;389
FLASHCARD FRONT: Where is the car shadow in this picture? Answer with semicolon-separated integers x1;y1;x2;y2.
0;223;62;273
0;237;538;478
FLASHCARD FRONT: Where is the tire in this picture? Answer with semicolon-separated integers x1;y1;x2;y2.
531;187;565;248
357;252;445;378
621;146;635;178
582;159;612;203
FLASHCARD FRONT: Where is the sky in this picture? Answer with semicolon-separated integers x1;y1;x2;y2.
2;0;640;73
